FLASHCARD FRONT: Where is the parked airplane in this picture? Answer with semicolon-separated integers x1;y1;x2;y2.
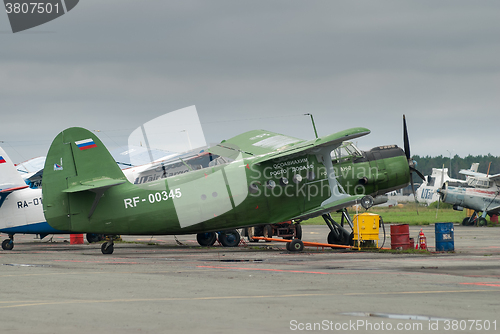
41;116;422;254
437;167;500;226
415;167;467;205
0;147;68;250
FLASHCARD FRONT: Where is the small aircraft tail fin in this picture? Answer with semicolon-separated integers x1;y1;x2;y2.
0;146;29;194
42;127;128;230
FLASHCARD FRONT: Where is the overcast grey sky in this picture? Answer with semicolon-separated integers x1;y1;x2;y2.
1;1;499;163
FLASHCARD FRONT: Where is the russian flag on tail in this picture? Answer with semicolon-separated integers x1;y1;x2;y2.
0;156;6;164
75;138;97;150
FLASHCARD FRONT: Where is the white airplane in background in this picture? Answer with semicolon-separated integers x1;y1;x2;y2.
0;147;63;250
415;166;468;205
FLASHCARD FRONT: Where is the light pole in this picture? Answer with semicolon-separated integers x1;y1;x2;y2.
446;150;452;178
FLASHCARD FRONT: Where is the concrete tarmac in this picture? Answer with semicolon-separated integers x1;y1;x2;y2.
1;224;499;333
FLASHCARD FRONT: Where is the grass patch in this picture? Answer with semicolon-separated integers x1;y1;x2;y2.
301;204;466;226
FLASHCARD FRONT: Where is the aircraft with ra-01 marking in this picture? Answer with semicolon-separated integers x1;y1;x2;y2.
437;165;500;227
42;115;423;254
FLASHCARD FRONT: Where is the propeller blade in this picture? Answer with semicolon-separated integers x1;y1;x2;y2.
403;115;410;160
411;177;419;215
410;166;426;181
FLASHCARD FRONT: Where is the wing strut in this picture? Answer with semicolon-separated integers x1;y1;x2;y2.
317;147;349;207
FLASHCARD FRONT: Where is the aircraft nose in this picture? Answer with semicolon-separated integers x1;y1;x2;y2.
436;187;446;200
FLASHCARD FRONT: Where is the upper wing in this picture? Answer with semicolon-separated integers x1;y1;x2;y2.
209;128;370;163
254;127;370;164
489;173;500;185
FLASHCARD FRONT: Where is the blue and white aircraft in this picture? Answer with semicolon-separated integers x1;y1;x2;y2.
0;147;67;250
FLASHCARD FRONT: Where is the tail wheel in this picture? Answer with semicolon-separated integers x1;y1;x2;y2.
101;242;114;254
196;232;217;247
218;230;241;247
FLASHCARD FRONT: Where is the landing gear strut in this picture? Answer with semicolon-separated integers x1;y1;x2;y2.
323;211;354;246
1;235;14;251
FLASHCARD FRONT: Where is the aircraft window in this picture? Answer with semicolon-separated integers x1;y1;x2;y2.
427;177;435;187
208;156;234;167
467;178;490;188
332;142;362;162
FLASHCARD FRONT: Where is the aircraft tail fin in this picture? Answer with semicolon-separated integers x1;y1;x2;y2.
0;146;29;194
42;127;128;230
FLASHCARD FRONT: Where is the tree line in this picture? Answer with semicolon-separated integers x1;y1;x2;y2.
412;154;500;182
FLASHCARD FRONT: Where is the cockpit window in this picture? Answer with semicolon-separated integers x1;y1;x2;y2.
331;142;363;162
468;178;490;188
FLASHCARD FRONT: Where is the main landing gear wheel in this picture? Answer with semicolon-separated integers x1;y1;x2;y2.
462;217;471;226
287;239;304;252
218;230;241;247
478;217;488;227
327;231;353;246
327;231;341;245
101;242;114;254
2;239;13;251
196;232;217;247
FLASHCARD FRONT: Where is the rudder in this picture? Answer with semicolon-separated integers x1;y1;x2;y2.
42;127;127;231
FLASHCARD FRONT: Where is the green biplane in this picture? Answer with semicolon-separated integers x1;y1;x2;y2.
42;117;421;254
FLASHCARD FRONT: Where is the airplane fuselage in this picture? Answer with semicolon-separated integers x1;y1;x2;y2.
44;147;410;235
0;188;64;236
440;185;500;214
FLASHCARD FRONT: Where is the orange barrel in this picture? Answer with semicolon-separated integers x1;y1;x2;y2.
390;224;410;250
70;234;84;244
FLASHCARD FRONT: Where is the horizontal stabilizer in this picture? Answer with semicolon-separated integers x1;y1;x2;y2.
62;178;126;193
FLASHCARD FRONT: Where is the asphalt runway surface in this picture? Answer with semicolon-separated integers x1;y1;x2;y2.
1;224;500;333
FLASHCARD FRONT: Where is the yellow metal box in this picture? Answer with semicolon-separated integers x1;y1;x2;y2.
353;212;380;242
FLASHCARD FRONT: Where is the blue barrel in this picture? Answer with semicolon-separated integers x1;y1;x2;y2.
435;223;454;251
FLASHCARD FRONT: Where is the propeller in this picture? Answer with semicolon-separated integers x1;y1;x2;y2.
403;115;425;215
